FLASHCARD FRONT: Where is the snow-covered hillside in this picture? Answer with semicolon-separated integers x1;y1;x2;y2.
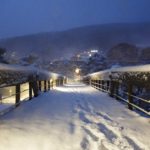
0;84;149;150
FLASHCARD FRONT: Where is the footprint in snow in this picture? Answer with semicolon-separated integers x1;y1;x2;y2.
97;123;117;143
124;136;144;150
80;137;90;150
79;112;93;124
95;112;113;122
82;126;99;142
69;122;75;134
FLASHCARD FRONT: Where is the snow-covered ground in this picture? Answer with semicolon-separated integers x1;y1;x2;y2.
0;84;149;150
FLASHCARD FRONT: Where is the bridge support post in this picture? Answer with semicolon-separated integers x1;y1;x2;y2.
58;79;60;86
109;80;115;97
16;84;20;107
107;81;110;92
29;82;32;100
99;80;102;90
95;80;97;89
89;79;91;86
94;80;96;88
39;81;41;91
51;81;54;89
97;80;100;90
60;79;62;85
44;80;47;92
60;79;61;86
48;80;50;90
55;80;57;87
102;80;104;91
128;84;133;110
115;81;120;100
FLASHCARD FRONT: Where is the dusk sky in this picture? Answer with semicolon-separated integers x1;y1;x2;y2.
0;0;150;39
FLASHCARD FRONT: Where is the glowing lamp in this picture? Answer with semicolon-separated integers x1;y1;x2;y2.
75;68;80;74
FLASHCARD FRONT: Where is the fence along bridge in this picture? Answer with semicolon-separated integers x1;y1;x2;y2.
83;65;150;116
0;64;150;150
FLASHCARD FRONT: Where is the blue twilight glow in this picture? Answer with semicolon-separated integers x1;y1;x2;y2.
0;0;150;38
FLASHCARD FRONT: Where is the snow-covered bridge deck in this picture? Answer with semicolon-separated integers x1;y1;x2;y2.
0;84;150;150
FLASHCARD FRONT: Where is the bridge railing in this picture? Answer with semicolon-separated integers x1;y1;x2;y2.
83;65;150;116
0;64;67;115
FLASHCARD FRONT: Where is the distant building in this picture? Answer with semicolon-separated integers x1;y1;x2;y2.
71;49;99;62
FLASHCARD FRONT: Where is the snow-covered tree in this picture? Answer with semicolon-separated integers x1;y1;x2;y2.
84;52;107;74
0;47;8;64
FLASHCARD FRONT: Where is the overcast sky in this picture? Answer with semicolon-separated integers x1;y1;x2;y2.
0;0;150;39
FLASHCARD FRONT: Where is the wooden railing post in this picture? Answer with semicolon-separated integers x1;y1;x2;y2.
128;83;133;110
107;80;110;91
61;79;63;85
60;79;62;86
55;80;57;87
16;84;20;107
109;80;115;97
57;79;59;86
29;82;32;100
51;81;54;89
65;78;67;84
48;80;50;90
115;81;120;100
102;80;104;91
32;81;39;97
39;81;41;91
59;79;61;86
58;79;60;86
63;79;65;85
89;79;91;86
97;80;100;90
44;80;47;92
63;79;65;84
99;80;102;89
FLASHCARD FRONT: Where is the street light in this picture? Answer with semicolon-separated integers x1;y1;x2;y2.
75;68;81;82
75;68;80;74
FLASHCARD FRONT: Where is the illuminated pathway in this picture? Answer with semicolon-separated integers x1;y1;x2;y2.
0;84;150;150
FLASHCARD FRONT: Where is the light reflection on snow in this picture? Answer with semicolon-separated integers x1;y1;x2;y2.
54;87;73;93
64;84;86;87
54;84;86;93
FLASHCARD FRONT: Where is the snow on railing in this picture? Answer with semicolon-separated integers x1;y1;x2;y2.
83;64;150;116
0;63;65;87
0;63;67;115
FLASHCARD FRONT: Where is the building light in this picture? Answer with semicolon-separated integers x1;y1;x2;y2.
89;54;92;57
77;54;80;58
91;50;98;53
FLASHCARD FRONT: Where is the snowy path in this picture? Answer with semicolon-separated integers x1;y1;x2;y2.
0;84;150;150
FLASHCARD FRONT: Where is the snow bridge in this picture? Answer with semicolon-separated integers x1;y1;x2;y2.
0;64;150;150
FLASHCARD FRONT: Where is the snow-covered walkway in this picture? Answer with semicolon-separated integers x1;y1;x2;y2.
0;84;150;150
